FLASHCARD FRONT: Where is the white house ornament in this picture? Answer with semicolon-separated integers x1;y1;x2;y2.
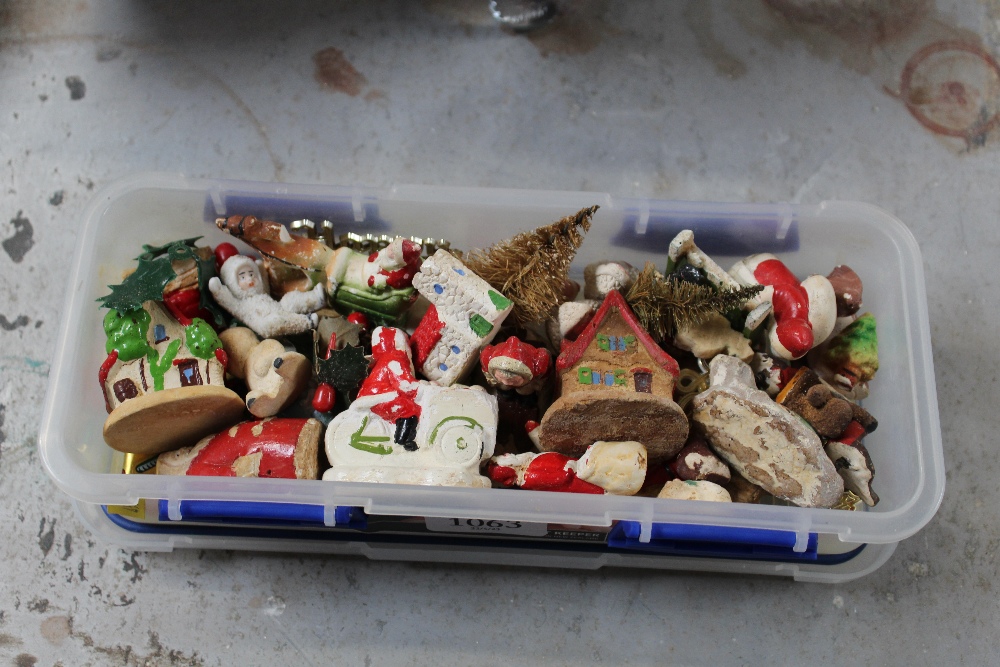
410;250;513;386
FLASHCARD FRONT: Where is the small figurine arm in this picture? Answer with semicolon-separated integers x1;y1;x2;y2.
279;282;326;314
209;273;318;339
208;276;238;311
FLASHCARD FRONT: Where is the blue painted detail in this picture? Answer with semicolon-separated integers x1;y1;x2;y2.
453;268;466;276
592;371;601;385
439;363;448;371
154;324;167;343
604;372;614;386
451;345;460;354
434;284;444;294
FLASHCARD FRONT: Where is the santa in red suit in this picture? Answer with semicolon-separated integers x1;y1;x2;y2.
356;326;422;450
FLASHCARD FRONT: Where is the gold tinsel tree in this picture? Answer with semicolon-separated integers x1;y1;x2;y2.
625;262;764;342
465;206;597;325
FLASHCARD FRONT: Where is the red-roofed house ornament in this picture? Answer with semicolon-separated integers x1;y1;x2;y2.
536;290;689;464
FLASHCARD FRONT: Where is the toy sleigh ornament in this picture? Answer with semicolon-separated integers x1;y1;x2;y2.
322;327;500;487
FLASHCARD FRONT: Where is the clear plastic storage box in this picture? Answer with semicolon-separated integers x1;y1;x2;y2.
39;174;945;583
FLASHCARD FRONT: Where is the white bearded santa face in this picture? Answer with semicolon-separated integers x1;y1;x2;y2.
220;255;269;298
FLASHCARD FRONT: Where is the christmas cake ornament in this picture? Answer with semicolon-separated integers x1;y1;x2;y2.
624;262;762;347
99;286;244;456
480;336;551;454
776;367;878;440
546;300;599;349
315;310;362;351
826;265;864;318
156;418;321;479
657;479;732;502
690;355;844;508
487;441;647;496
825;424;879;506
536;290;689;464
218;327;312;418
665;231;773;337
410;250;513;386
323;327;499;487
725;474;765;504
749;352;786;397
672;312;754;362
667;230;749;293
99;237;225;328
728;253;837;361
325;237;422;322
808;312;879;400
668;435;731;485
488;452;605;494
583;261;638;300
209;254;324;339
312;331;371;414
215;215;421;325
464;206;596;325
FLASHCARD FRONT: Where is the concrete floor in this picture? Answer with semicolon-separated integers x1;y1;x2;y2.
1;0;997;664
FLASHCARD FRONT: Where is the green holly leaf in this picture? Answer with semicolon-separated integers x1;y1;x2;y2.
137;238;228;327
97;256;178;312
138;237;203;262
316;344;370;395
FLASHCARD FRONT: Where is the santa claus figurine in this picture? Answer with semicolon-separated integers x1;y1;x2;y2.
480;336;551;454
486;441;647;496
356;327;422;450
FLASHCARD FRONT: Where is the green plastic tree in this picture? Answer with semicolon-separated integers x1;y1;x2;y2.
184;318;223;360
465;206;597;325
625;262;764;342
103;308;152;361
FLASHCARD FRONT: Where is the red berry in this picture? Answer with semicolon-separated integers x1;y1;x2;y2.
214;242;239;271
313;383;336;412
347;312;370;329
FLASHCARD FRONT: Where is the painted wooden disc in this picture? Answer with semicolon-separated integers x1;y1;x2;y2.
102;385;246;456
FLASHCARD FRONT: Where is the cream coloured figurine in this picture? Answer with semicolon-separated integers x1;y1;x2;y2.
208;255;325;339
218;326;312;418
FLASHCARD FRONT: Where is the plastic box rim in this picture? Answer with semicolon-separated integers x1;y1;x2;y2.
38;173;945;547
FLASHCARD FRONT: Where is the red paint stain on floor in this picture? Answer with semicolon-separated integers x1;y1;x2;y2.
895;41;1000;144
313;47;368;97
